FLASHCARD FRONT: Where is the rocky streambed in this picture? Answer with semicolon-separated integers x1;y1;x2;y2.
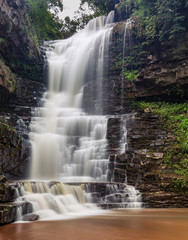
0;178;142;224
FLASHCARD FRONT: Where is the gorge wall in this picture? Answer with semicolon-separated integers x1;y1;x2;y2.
84;22;188;115
110;21;188;103
84;17;188;207
107;111;188;208
0;0;187;216
106;19;188;207
0;0;45;179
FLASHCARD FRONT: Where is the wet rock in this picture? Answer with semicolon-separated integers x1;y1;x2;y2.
98;203;129;209
0;183;16;203
22;214;39;222
106;109;188;208
146;152;164;159
0;120;31;179
113;168;127;182
0;201;33;225
144;108;152;113
0;0;42;82
0;175;7;183
0;204;17;225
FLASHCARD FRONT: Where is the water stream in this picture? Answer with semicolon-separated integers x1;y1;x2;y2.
16;12;141;221
3;210;188;240
121;19;132;109
30;12;115;182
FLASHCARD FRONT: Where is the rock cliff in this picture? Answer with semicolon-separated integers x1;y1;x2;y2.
107;111;188;208
83;18;188;207
83;22;188;115
0;0;45;179
109;21;188;105
0;0;43;100
0;1;188;215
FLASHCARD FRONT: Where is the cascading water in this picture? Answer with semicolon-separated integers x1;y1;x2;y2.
16;182;98;221
121;19;132;109
15;13;141;222
30;11;115;182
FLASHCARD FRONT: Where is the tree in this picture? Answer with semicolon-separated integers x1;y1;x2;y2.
118;0;187;41
156;0;185;40
81;0;118;14
24;0;63;40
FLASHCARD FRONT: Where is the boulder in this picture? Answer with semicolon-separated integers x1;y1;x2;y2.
0;175;7;183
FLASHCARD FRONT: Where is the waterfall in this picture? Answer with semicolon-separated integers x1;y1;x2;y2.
15;13;142;222
121;19;132;109
15;182;98;221
29;12;115;182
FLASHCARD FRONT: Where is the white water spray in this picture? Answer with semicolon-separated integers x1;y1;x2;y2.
16;13;142;222
121;19;132;108
30;12;115;182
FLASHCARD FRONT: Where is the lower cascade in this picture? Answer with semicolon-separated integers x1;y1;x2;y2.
15;12;142;222
15;182;141;221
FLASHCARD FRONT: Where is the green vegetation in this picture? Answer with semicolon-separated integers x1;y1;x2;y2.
0;119;17;135
20;0;188;41
134;101;188;177
61;0;115;37
10;59;41;81
81;0;115;15
0;60;17;92
0;118;23;154
61;11;101;38
172;178;187;192
116;0;188;41
23;0;63;40
22;0;187;41
123;69;139;84
23;0;113;39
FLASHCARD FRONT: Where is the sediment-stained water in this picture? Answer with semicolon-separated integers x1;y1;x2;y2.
1;209;188;240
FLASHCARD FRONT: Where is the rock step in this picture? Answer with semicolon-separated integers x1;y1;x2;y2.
98;202;142;209
0;201;32;225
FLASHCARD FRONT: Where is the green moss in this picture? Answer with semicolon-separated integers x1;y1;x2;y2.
23;0;63;41
0;60;17;92
22;14;40;58
123;69;139;84
0;118;24;154
132;101;188;177
172;179;187;192
11;59;41;81
0;118;16;134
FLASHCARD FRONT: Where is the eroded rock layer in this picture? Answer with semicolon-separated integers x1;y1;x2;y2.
107;112;188;208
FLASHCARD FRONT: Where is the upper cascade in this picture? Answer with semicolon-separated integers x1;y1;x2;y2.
46;11;114;108
29;11;115;181
86;11;115;31
15;13;142;223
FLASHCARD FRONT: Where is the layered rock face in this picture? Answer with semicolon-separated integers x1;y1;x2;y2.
0;0;45;102
108;22;188;109
0;176;33;225
0;81;45;179
95;20;188;207
0;0;42;81
107;112;188;208
0;1;187;215
0;0;45;179
84;21;188;115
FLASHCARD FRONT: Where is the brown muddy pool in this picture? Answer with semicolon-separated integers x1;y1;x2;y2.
0;209;188;240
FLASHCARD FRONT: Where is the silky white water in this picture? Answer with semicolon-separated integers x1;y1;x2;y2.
17;12;142;222
121;19;132;108
15;181;141;221
16;182;100;221
30;11;115;182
